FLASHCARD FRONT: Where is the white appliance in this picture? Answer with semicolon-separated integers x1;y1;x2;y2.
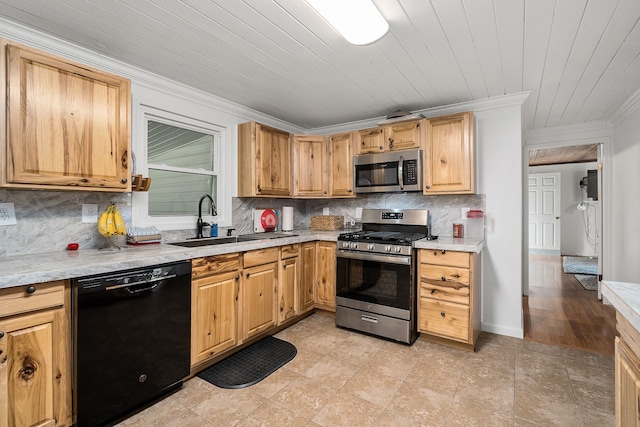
253;209;278;232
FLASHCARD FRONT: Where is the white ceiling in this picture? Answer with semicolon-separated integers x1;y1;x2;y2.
0;0;639;130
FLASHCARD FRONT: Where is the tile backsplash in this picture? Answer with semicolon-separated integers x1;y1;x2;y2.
0;188;484;256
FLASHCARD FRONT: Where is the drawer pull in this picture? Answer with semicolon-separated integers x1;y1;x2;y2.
26;286;36;294
440;311;446;317
361;314;378;324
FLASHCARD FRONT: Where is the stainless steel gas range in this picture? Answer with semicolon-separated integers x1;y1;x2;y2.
335;208;432;344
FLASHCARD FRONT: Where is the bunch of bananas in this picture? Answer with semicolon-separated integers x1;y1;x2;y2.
98;204;127;237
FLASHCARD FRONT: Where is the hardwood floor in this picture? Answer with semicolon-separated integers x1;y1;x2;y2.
524;254;616;356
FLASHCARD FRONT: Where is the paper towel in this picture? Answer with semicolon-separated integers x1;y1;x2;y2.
282;206;293;231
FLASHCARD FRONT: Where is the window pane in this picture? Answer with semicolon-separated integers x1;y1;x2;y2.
148;121;214;170
148;169;216;216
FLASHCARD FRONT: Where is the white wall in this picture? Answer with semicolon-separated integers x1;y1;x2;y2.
611;107;640;282
529;163;599;257
475;106;524;338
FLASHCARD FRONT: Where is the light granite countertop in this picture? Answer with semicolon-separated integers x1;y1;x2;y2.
602;281;640;332
0;230;484;290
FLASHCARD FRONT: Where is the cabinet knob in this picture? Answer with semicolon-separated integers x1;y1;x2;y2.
81;178;89;183
441;276;446;281
440;311;446;317
257;185;262;193
121;178;128;184
441;250;446;254
431;289;436;294
348;189;352;193
0;331;4;339
379;146;383;150
246;273;250;278
26;285;36;294
425;185;431;190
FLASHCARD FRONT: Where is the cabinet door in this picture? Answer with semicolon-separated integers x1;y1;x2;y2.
329;132;355;197
384;120;421;151
278;257;299;324
5;43;131;192
300;242;317;312
192;271;239;365
256;124;292;196
293;135;328;197
0;308;71;427
423;112;475;194
358;128;384;154
243;262;278;340
616;338;640;426
316;242;337;310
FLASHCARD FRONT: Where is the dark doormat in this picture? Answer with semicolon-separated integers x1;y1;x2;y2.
196;336;296;389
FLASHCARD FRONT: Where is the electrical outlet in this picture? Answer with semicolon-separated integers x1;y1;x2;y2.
0;202;17;226
461;207;470;220
355;207;363;219
323;207;330;215
82;204;99;223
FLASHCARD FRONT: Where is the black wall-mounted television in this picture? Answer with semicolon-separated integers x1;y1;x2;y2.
587;169;598;201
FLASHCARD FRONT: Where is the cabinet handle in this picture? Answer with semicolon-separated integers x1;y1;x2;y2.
257;185;262;193
452;274;460;279
26;285;36;294
389;138;394;148
440;311;446;317
81;178;89;183
441;250;446;254
121;178;128;184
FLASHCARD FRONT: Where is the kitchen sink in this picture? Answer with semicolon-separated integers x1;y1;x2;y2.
168;236;237;247
236;232;298;241
168;233;299;248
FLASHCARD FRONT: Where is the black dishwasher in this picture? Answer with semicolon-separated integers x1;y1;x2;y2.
72;261;191;427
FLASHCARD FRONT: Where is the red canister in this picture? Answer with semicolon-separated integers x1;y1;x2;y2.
453;223;464;238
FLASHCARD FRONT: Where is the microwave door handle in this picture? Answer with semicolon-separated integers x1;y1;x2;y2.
398;155;404;189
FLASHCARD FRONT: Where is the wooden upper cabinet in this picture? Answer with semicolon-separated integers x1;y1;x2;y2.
358;127;385;154
383;120;422;151
293;135;328;197
423;112;475;194
238;122;292;197
328;131;356;197
3;41;131;192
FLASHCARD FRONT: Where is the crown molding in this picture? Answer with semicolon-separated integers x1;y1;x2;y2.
609;87;640;126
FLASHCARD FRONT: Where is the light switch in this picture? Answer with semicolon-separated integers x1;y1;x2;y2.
323;207;330;215
82;204;99;223
0;202;17;226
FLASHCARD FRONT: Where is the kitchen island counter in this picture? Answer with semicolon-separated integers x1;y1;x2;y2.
414;236;484;253
602;281;640;332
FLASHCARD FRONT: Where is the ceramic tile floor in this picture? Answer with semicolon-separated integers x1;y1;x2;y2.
116;313;615;427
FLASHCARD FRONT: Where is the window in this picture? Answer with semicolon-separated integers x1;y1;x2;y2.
147;121;218;216
132;104;229;231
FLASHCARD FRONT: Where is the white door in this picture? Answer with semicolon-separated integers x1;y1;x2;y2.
528;173;561;252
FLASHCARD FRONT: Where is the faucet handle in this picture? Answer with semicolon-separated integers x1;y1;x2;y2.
227;228;235;237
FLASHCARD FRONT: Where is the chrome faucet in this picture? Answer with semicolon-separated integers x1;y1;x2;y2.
196;194;217;238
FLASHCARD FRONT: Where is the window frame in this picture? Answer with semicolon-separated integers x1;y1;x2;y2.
132;101;231;231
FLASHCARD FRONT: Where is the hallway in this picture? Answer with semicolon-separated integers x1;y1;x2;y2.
524;254;616;356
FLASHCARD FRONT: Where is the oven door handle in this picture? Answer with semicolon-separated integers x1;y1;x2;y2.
336;250;411;265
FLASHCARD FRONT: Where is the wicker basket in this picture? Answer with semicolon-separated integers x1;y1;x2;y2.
311;215;344;231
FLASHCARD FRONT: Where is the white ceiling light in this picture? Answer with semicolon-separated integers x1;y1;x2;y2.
306;0;389;45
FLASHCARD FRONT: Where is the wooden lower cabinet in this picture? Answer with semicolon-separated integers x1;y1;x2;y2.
615;312;640;426
191;254;241;366
0;281;72;427
300;242;317;312
242;248;279;341
278;244;300;324
417;249;481;350
316;241;337;310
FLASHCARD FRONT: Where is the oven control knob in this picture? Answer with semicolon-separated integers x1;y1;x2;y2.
385;245;391;252
394;246;402;253
350;242;358;249
367;243;375;250
342;241;349;249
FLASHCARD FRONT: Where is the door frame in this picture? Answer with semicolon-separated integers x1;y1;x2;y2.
522;136;611;300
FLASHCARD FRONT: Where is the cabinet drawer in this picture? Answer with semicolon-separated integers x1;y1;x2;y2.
280;244;300;259
420;281;469;305
192;254;241;278
420;249;470;268
244;247;279;268
419;264;469;286
0;280;65;318
419;298;469;342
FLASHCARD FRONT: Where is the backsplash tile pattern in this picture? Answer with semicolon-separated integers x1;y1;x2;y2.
1;189;484;256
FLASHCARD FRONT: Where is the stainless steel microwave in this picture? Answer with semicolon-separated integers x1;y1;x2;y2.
353;149;423;194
